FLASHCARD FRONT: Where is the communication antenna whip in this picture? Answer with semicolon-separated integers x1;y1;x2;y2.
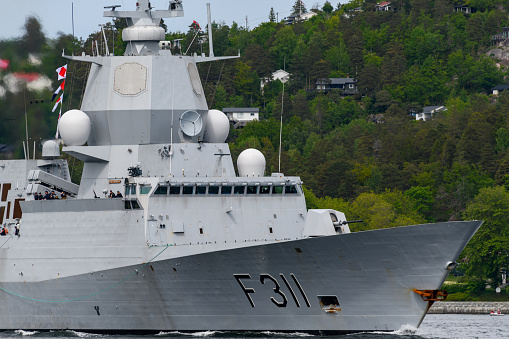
278;81;284;173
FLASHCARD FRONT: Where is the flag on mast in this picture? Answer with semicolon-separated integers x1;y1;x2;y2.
55;107;62;139
52;80;65;101
56;64;67;80
52;94;63;112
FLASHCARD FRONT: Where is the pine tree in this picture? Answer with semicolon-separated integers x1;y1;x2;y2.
291;0;307;16
269;8;276;23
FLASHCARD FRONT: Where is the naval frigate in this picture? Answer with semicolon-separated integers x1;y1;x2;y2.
0;0;481;333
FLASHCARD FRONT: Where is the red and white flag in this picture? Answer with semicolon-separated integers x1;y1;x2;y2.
52;80;65;101
56;64;67;80
52;94;63;112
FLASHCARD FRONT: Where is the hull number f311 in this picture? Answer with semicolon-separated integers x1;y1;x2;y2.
234;273;311;308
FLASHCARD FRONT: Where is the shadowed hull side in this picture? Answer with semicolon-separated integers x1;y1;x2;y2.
0;221;480;333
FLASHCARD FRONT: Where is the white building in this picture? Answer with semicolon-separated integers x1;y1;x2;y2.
222;107;260;129
415;106;446;121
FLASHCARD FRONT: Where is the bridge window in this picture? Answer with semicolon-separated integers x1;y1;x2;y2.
234;186;245;194
125;185;136;196
182;186;194;195
272;186;283;194
246;186;257;194
285;185;298;194
155;186;168;195
260;186;270;194
221;186;232;194
124;200;141;210
209;186;219;194
169;186;181;195
140;186;152;194
196;186;207;194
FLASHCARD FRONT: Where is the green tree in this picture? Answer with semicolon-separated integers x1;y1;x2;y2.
269;8;276;23
323;1;334;14
463;186;509;285
291;0;307;15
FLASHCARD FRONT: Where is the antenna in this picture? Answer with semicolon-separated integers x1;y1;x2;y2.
278;81;284;173
24;87;29;160
99;24;110;56
207;3;214;57
72;2;75;56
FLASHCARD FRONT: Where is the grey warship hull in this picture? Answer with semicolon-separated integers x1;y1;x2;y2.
0;220;480;333
0;0;482;333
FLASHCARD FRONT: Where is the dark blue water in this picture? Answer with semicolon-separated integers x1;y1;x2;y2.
0;315;507;339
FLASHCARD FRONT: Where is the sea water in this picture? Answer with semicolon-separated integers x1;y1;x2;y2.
0;314;507;339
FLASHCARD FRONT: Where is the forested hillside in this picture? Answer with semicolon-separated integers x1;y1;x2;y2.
1;0;509;289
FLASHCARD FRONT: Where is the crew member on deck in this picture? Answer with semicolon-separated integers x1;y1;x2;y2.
116;191;123;198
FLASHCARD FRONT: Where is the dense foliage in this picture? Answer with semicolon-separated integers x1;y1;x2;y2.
1;0;509;287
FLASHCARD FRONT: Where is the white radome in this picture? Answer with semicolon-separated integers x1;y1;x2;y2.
203;110;230;143
41;139;60;159
58;109;92;146
237;148;266;177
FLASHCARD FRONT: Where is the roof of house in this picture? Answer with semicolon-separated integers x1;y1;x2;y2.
330;78;356;85
222;107;260;113
492;84;509;90
422;106;446;113
316;78;356;85
377;1;391;7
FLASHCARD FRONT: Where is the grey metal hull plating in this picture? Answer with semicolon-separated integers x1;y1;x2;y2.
0;221;480;333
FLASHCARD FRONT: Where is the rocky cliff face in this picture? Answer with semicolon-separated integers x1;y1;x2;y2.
488;40;509;68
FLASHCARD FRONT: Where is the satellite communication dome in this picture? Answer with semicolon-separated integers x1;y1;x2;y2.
203;110;229;143
41;140;60;159
58;110;91;146
237;149;266;177
122;26;165;41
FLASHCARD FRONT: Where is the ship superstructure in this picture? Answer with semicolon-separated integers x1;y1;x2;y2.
0;1;481;333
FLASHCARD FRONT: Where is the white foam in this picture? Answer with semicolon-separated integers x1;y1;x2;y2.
261;331;315;337
181;331;219;337
65;330;103;337
14;330;39;336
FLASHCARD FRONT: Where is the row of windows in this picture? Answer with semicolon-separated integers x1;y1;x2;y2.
125;184;300;196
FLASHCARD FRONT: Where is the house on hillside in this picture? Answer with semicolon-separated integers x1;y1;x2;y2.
285;11;317;25
492;27;509;46
222;108;259;129
454;5;475;14
492;84;509;96
316;77;358;94
376;2;393;12
414;106;446;121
